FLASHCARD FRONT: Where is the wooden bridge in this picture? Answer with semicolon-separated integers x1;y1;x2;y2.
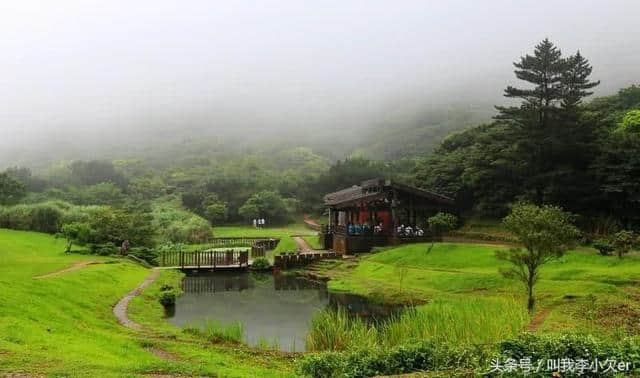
160;250;249;269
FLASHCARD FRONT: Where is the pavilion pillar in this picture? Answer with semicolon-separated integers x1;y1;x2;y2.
391;189;398;233
410;199;415;226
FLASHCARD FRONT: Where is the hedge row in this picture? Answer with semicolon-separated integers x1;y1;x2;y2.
299;333;640;377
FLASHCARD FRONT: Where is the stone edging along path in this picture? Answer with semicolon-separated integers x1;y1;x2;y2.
113;268;161;330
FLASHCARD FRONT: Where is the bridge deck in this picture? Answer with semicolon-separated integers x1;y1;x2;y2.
156;263;252;270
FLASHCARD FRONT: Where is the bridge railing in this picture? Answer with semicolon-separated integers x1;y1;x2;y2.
274;251;339;269
207;237;279;247
161;250;249;268
250;238;279;258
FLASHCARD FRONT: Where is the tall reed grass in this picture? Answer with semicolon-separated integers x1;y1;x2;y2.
184;319;244;343
306;295;530;352
306;307;378;351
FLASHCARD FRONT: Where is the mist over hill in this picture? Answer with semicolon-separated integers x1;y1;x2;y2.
2;1;639;169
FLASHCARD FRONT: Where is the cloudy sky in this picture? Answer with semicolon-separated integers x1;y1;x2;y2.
1;0;638;150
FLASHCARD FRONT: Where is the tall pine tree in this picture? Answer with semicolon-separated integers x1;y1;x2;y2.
496;38;565;130
561;51;600;110
495;39;599;206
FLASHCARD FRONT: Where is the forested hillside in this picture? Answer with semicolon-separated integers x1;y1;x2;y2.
1;40;639;248
410;40;640;233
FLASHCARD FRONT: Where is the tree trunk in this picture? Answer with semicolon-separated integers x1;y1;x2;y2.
527;284;535;313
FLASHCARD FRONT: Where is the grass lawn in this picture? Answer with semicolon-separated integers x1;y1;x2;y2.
0;228;296;377
320;242;640;344
213;223;316;255
301;235;323;250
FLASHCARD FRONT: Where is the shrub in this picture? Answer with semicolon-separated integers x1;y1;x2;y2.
158;290;176;307
152;201;213;244
427;212;458;237
250;257;270;271
613;230;636;259
300;333;640;377
498;333;640;376
89;243;117;256
29;204;62;233
300;341;477;378
129;247;159;265
593;238;614;256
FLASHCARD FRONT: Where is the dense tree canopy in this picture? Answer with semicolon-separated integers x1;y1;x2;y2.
0;40;638;249
238;190;291;224
0;173;26;205
411;40;640;232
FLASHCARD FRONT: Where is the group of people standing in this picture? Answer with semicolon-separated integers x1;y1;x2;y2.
253;218;266;228
395;224;425;237
347;221;383;236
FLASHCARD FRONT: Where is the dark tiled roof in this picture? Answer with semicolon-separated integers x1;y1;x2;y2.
324;179;454;206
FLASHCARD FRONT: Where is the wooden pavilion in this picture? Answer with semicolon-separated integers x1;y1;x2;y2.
322;178;455;254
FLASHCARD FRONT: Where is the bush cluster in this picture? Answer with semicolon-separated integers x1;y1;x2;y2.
0;201;104;234
498;333;640;377
250;257;270;271
299;333;640;377
152;202;213;244
158;284;176;307
88;243;118;256
300;341;480;378
593;238;614;256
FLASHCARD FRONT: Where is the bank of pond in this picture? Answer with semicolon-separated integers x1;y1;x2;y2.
165;269;532;352
166;271;406;352
162;269;640;377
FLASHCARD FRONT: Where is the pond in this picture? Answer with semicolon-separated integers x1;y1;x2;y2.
167;271;400;352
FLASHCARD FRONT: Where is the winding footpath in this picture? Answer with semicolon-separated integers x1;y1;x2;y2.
113;268;161;330
293;236;314;253
34;261;99;279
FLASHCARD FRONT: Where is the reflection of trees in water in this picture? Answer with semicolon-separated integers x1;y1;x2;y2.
273;274;329;304
273;274;325;291
328;292;403;321
179;272;403;321
181;272;251;293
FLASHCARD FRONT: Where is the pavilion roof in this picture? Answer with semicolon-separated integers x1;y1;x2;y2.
324;178;454;207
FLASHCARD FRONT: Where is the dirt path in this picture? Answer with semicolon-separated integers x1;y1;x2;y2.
146;347;179;361
34;261;99;279
293;236;314;253
113;269;161;330
527;306;555;332
303;214;321;230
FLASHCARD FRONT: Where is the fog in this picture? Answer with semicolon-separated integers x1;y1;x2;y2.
1;0;639;163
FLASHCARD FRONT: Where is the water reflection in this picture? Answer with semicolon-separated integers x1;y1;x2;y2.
167;271;400;352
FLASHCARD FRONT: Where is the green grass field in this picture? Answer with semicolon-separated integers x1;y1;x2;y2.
301;235;323;250
213;223;316;254
322;242;640;343
0;228;295;377
4;226;639;374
